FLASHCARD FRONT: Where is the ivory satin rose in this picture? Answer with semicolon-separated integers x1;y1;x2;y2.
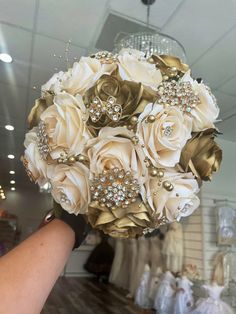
48;163;90;215
137;103;192;167
145;171;200;222
86;127;147;185
42;57;116;96
118;49;162;90
182;71;219;131
40;92;91;159
23;128;48;186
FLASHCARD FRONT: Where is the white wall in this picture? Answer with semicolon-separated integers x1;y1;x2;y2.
0;187;53;241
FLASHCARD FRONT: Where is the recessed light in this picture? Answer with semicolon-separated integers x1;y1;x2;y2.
0;193;4;197
0;190;3;193
0;53;13;63
9;170;15;174
2;196;6;199
10;180;15;184
5;125;14;131
0;185;1;188
11;187;15;191
7;154;15;159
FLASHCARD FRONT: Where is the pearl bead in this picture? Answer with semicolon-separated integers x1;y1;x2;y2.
163;180;174;191
68;156;75;163
147;115;156;123
157;170;164;178
163;75;169;81
150;168;158;177
77;154;85;162
130;116;138;124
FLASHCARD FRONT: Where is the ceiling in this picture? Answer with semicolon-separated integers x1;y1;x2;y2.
0;0;236;192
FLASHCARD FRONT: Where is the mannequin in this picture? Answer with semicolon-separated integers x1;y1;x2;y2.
148;266;163;306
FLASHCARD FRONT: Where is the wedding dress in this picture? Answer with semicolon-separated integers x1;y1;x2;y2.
148;267;163;306
133;236;150;293
162;222;183;273
191;283;234;314
174;276;194;314
109;238;124;285
154;270;176;314
135;264;151;309
128;238;138;297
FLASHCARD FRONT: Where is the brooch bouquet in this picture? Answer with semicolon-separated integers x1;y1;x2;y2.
22;49;222;238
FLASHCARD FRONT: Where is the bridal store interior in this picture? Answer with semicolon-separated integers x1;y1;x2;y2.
0;0;236;313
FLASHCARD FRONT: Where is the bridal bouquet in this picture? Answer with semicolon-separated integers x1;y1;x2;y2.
22;49;222;238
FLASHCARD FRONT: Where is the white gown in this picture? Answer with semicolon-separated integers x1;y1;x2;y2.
135;264;151;309
109;239;124;285
174;276;194;314
154;271;176;314
191;283;234;314
162;222;183;273
128;238;138;297
133;237;150;293
148;267;163;306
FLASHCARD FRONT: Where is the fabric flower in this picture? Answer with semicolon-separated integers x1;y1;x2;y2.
118;48;162;90
40;92;91;159
179;128;222;181
86;127;147;185
145;171;200;222
22;128;48;186
182;72;219;131
48;163;90;215
84;74;155;130
137;103;192;167
41;71;65;95
28;91;54;129
87;199;150;238
149;54;189;77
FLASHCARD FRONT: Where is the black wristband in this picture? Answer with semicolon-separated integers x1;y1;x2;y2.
53;202;92;250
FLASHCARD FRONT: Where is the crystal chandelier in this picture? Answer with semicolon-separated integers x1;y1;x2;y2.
113;0;187;62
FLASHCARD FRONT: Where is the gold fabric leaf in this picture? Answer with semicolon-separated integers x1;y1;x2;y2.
28;92;54;129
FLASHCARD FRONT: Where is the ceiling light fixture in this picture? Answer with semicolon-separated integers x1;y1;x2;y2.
0;53;13;63
7;154;15;159
113;0;186;61
9;170;15;174
5;125;14;131
11;187;15;191
10;180;15;184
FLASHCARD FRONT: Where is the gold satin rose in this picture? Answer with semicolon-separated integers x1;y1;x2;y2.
22;128;49;186
179;129;222;181
28;91;54;129
84;74;155;129
87;199;150;238
48;163;90;215
149;54;189;77
40;92;91;160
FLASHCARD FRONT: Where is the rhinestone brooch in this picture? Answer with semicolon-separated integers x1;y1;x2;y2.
90;168;140;209
36;121;50;160
89;96;122;123
157;80;200;113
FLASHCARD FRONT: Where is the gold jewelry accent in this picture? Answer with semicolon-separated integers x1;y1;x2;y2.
89;96;122;123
